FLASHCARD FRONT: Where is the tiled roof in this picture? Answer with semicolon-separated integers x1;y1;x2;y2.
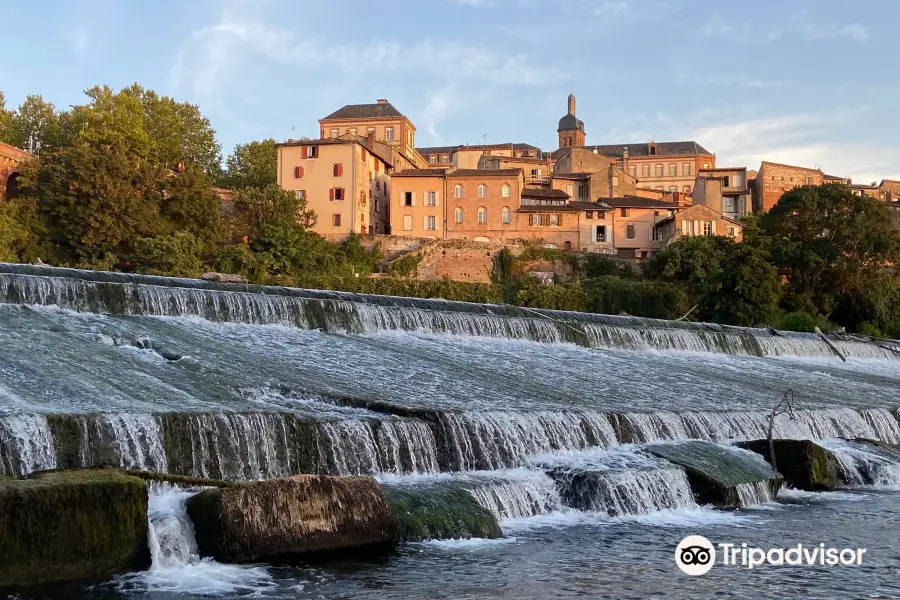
553;172;592;180
568;201;604;210
276;138;394;167
392;169;448;177
448;168;522;178
322;102;404;121
698;167;746;173
598;196;679;209
521;187;569;199
518;205;583;212
551;141;712;160
417;146;457;156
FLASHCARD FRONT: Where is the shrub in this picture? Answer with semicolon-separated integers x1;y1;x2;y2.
581;276;691;319
776;311;836;333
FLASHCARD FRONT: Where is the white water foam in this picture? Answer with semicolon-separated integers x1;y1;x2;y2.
0;414;57;476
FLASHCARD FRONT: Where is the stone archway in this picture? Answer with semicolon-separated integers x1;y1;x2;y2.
4;171;20;200
0;142;34;202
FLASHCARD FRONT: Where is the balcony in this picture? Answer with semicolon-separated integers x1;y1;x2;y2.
526;176;551;186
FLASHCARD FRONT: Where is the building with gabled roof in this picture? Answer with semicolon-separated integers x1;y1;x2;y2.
318;99;426;168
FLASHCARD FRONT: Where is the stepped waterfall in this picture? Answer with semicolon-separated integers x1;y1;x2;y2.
3;263;900;563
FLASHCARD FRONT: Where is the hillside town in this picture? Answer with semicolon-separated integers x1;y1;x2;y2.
272;94;900;258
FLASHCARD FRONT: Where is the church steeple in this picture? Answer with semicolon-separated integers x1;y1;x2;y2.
558;93;585;149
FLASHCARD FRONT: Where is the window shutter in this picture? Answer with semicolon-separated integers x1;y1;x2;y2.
338;164;344;176
294;166;300;178
424;215;429;229
301;147;308;159
341;188;345;200
558;215;563;226
329;188;335;201
711;220;717;235
435;191;439;206
362;149;367;162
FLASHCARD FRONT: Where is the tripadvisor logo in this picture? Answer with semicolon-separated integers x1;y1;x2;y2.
675;535;867;575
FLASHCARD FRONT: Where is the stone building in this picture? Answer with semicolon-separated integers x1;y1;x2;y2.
653;203;743;248
751;161;824;212
276;138;393;238
390;169;447;238
318;99;426;169
692;167;751;220
597;196;680;259
552;147;638;200
417;143;542;169
446;169;524;243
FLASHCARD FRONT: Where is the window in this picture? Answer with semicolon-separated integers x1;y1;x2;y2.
477;207;487;224
620;208;629;217
404;192;413;207
302;146;318;159
376;180;381;191
703;221;712;236
654;211;660;217
332;214;342;227
374;199;379;213
724;197;735;212
403;215;413;231
668;164;677;176
703;163;710;169
626;224;636;240
429;155;437;164
295;190;305;199
333;163;343;177
683;186;691;194
426;191;437;206
656;186;664;191
578;184;587;198
531;168;542;178
330;128;339;138
441;155;450;164
550;214;560;226
455;207;463;224
349;128;357;136
586;211;593;219
502;184;511;198
361;191;367;204
501;206;510;224
595;225;606;242
727;226;736;237
361;149;368;162
597;211;606;220
454;184;463;198
682;162;691;176
478;184;486;198
407;130;413;146
293;166;304;179
642;165;651;178
629;166;636;178
669;186;677;192
566;184;574;196
329;188;344;201
425;215;437;230
651;227;660;242
385;127;394;141
655;164;664;177
483;150;491;155
723;176;730;187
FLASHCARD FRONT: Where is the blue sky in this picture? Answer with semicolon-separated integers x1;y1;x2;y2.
2;0;898;182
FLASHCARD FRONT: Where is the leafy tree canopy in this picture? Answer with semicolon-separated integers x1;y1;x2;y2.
221;139;277;190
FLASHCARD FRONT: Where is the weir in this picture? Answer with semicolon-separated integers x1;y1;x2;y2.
2;265;900;544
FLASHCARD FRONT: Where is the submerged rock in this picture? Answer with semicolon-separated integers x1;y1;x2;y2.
186;474;396;563
381;484;502;542
644;441;783;508
736;439;840;491
0;469;150;588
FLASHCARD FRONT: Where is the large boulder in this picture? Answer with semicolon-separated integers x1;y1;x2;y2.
0;469;150;588
735;439;840;491
381;484;501;542
644;441;783;508
186;475;396;563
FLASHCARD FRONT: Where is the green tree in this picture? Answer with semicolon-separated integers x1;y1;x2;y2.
230;184;316;241
0;201;29;262
4;95;61;154
760;184;900;318
160;165;226;250
0;91;13;145
221;139;277;189
22;138;164;267
132;232;204;277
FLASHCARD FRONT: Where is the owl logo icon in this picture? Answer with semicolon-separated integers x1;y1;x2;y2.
675;535;715;576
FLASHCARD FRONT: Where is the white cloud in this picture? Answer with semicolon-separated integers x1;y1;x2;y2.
703;11;868;43
448;0;494;6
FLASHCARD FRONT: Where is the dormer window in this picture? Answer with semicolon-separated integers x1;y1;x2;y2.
648;142;658;155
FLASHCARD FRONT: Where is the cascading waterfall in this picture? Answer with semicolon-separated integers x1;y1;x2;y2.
2;266;897;359
734;481;774;507
0;414;57;476
819;440;900;489
461;470;563;520
147;485;201;570
553;465;697;516
316;418;440;476
437;411;618;472
60;414;168;472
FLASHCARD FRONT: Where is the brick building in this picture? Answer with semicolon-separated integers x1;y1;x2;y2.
692;167;751;220
653;203;743;248
0;142;32;202
751;161;825;212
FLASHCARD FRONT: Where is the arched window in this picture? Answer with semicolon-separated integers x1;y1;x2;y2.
501;206;510;224
454;207;463;224
477;184;486;198
477;207;487;224
501;184;510;198
454;184;463;198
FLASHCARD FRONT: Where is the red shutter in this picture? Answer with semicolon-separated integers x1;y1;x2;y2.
299;167;304;178
329;188;335;201
301;146;308;159
338;164;344;177
341;188;346;200
375;161;380;173
362;149;368;162
293;166;300;178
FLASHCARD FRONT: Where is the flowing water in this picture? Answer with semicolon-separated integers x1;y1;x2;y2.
3;266;900;599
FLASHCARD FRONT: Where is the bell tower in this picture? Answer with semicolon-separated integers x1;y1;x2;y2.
557;93;586;148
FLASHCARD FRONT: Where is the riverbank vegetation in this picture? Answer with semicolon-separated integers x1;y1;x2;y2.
1;85;898;335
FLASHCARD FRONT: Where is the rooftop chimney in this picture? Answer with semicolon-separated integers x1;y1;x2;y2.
377;98;389;104
367;131;376;149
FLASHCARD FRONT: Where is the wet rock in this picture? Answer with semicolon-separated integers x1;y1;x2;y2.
186;475;396;563
0;469;150;588
644;441;783;508
200;272;248;284
735;439;840;491
381;484;501;542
